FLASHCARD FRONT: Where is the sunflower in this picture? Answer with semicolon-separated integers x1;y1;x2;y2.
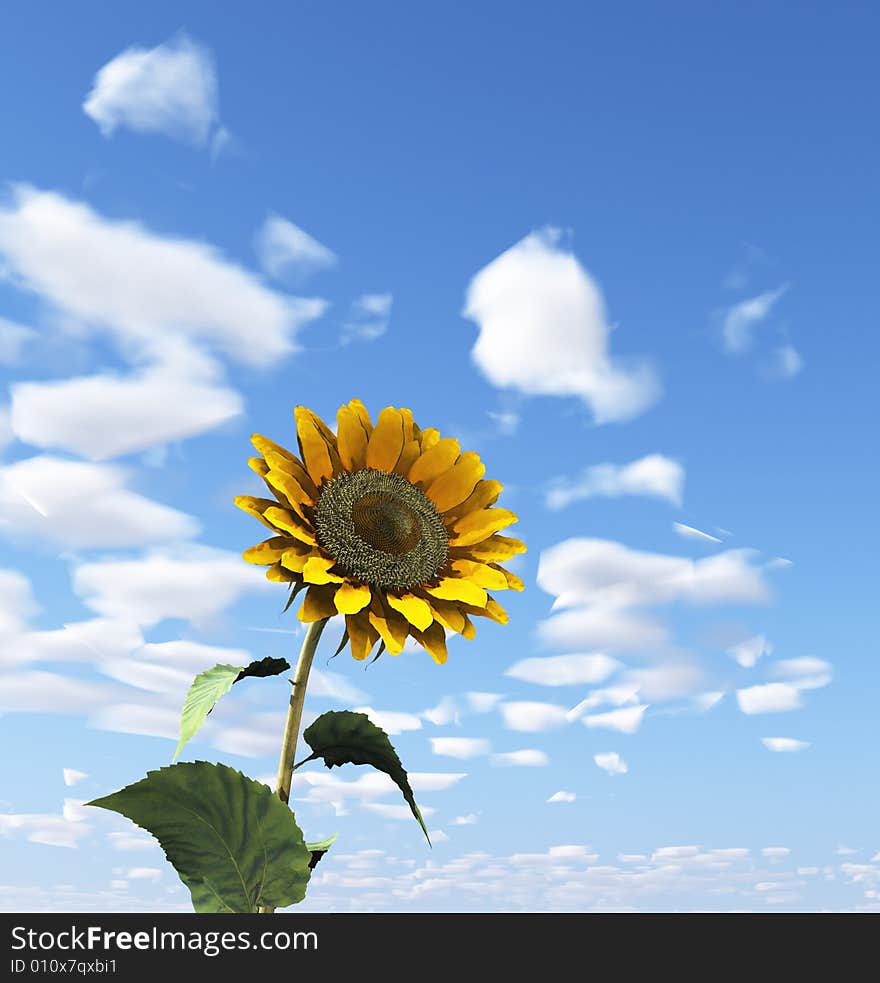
235;399;525;664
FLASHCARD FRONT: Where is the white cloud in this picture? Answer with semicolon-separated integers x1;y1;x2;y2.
11;347;243;459
210;713;286;757
421;696;459;726
499;701;568;732
463;228;661;423
673;522;721;544
429;737;490;759
761;847;790;860
770;657;833;690
107;830;157;852
0;671;117;714
83;34;222;147
622;663;704;701
0;807;91;849
594;752;628;776
0;456;198;548
727;634;772;669
354;707;422;735
539;539;771;612
720;285;789;353
0;186;327;369
490;750;549;767
89;703;180;741
486;410;520;436
761;738;810;753
451;814;479;825
0;568;39;637
582;705;648;734
465;692;503;713
72;545;268;627
363;802;437;822
62;769;88;787
125;867;163;881
736;683;803;715
547;455;684;510
408;773;467;792
15;619;144;671
307;669;368;705
255;214;337;281
566;685;640;721
769;344;804;379
538;538;771;651
547;791;577;803
505;653;620;687
693;691;725;712
341;293;393;344
0;316;35;364
136;639;254;675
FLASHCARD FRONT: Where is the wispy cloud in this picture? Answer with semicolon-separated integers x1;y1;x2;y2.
505;653;620;687
594;751;628;775
341;293;393;344
761;737;811;753
673;522;721;544
547;454;684;510
719;285;789;354
255;214;337;282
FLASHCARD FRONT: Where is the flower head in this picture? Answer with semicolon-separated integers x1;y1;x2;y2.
236;400;525;663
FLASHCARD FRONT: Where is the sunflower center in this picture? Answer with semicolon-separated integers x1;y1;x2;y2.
315;468;448;591
352;494;421;555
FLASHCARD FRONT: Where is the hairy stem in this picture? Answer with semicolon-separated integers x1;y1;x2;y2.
259;616;328;914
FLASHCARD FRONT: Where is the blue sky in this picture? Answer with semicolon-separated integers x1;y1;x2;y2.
1;2;878;912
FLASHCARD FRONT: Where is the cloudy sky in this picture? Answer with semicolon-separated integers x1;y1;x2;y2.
1;4;878;913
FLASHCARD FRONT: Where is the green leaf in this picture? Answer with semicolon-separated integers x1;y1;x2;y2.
305;832;338;870
174;657;292;761
301;710;430;845
173;664;242;761
235;656;291;682
87;762;311;913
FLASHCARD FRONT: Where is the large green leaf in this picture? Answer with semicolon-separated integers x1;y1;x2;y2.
173;657;292;761
300;711;430;844
87;762;311;913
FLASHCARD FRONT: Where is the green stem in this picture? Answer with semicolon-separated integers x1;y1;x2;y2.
259;616;328;914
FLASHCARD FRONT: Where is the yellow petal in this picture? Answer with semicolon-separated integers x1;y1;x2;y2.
297;584;339;622
386;593;433;632
444;479;503;521
346;611;379;661
449;508;518;547
267;562;298;583
347;398;374;437
242;536;291;565
427;451;486;512
495;565;525;591
400;407;415;444
250;434;298;467
424;577;488;608
408;438;460;487
394;439;421;477
460;613;476;640
413;622;448;664
295;406;335;487
302;555;345;585
334;582;372;615
248;456;269;478
453;534;527;564
264;467;312;520
234;495;288;533
336;405;369;471
425;597;466;634
462;596;508;625
263;506;318;545
280;545;312;573
366;406;406;472
262;449;318;502
419;427;440;451
449;559;508;590
368;605;409;655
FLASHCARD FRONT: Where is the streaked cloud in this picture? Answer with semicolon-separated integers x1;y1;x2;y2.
547;455;684;510
719;285;789;353
255;214;337;281
761;737;811;753
505;652;620;687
